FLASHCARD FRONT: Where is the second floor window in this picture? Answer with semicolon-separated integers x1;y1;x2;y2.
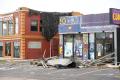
31;20;38;32
15;17;19;34
3;21;7;36
8;20;14;35
0;21;2;36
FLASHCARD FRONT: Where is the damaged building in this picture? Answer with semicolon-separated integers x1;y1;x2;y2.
0;7;80;59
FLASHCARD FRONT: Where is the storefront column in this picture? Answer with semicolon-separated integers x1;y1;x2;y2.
114;28;117;65
59;35;63;57
11;41;14;58
20;38;25;59
19;11;26;59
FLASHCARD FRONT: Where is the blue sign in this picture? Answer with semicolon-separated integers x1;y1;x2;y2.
58;24;80;33
59;16;80;25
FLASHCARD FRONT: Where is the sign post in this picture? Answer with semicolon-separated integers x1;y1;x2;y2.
110;8;120;65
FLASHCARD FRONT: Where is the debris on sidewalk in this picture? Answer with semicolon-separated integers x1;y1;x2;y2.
30;56;77;69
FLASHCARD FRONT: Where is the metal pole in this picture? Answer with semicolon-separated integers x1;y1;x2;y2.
50;39;52;58
114;28;117;65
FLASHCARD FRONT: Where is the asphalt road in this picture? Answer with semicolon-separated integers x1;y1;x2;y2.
0;61;120;80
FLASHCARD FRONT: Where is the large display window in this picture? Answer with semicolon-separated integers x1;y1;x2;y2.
14;41;20;58
95;32;114;59
89;33;95;59
5;42;11;56
63;35;73;57
74;34;83;58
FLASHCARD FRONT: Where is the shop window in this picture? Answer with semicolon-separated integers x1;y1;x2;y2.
14;41;20;58
5;42;11;56
40;20;43;25
95;32;114;58
106;33;113;39
96;33;105;39
8;20;14;35
3;21;8;36
64;35;73;57
15;17;19;34
40;20;43;32
0;42;3;57
89;33;95;60
31;20;38;31
105;32;114;53
0;21;2;36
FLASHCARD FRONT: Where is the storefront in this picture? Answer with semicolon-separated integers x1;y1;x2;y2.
80;13;117;60
58;9;120;64
59;16;81;58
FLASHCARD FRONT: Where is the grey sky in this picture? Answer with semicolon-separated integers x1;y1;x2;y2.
0;0;120;14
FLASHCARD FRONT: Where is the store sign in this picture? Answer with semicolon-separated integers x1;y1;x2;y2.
28;41;41;49
110;8;120;24
58;24;80;33
59;16;80;25
81;13;109;26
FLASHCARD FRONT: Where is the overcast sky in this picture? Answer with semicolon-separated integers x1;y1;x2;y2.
0;0;120;14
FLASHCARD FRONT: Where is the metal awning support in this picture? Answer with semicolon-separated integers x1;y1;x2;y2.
114;28;118;65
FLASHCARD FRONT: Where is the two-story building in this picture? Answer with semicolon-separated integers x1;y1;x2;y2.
0;7;80;59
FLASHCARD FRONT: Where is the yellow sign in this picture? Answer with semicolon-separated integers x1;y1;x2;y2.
112;13;120;20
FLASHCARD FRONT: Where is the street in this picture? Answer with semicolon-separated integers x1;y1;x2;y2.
0;60;119;80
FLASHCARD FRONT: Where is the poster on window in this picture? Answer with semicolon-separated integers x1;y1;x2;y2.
74;42;83;57
64;42;73;57
83;34;88;60
74;35;83;57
